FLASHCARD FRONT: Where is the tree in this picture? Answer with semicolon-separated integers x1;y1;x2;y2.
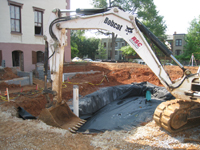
92;0;107;8
70;30;100;59
120;45;136;56
71;41;79;58
112;0;167;38
70;30;84;58
92;0;167;57
96;41;107;59
176;16;200;62
92;0;117;61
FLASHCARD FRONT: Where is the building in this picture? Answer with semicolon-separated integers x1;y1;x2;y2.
0;0;71;71
100;32;186;62
166;32;186;56
172;32;186;56
101;37;127;61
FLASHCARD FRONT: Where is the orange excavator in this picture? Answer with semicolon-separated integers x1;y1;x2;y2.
38;7;200;133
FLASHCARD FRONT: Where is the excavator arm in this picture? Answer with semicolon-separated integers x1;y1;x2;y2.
46;7;172;89
40;7;200;133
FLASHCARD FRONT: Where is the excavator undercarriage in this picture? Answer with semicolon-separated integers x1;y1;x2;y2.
154;99;200;133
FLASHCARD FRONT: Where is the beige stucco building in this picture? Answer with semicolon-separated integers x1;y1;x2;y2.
173;33;186;56
0;0;71;71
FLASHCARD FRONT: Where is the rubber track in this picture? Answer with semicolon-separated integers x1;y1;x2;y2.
154;99;200;133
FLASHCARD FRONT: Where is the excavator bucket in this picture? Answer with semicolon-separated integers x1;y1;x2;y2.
38;103;86;133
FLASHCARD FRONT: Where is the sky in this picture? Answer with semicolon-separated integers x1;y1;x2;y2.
70;0;200;36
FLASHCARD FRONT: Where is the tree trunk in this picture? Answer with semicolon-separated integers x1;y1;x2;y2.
111;33;117;61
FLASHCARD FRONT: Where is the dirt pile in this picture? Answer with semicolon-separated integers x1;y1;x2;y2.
0;67;19;80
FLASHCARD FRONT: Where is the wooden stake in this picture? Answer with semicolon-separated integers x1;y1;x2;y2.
6;88;10;102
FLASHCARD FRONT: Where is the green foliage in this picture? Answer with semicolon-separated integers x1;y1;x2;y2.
96;41;106;59
120;45;136;56
112;0;167;37
71;41;79;58
176;16;200;61
70;30;100;59
92;0;107;8
91;0;167;57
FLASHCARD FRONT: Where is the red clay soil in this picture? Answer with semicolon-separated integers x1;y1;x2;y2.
0;67;19;80
0;62;199;117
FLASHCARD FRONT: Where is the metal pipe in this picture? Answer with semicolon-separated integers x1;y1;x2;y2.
73;85;79;117
60;9;76;13
170;55;184;69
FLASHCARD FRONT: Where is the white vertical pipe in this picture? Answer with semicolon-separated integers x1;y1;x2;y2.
73;85;79;117
6;88;10;102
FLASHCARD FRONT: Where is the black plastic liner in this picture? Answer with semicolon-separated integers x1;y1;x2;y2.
18;107;37;120
75;82;174;133
18;82;175;133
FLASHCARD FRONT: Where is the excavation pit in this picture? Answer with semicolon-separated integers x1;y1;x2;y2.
68;82;174;133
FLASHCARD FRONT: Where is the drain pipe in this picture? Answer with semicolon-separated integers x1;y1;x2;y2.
73;85;79;117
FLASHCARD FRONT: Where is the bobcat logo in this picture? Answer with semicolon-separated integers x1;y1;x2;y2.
125;26;134;35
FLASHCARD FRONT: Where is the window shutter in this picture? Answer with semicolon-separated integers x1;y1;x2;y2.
0;50;2;66
32;51;37;64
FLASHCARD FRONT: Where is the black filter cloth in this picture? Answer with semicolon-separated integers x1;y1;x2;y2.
17;82;174;133
75;82;174;133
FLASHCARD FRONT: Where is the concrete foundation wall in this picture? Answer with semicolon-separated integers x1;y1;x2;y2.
4;77;30;86
17;71;33;85
1;71;33;86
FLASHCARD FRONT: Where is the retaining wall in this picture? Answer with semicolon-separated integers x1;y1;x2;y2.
1;71;33;86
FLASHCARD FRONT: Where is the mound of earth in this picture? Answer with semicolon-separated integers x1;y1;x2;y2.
0;67;19;80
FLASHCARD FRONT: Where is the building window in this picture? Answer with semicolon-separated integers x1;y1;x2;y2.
10;5;21;32
175;50;181;56
115;51;118;55
104;42;106;48
115;42;118;48
8;1;23;33
37;51;44;63
33;7;45;35
176;39;182;46
34;11;43;35
122;42;125;47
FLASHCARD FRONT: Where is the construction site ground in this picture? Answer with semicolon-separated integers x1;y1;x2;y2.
0;62;200;150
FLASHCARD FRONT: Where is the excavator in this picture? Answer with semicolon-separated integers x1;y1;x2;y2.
38;7;200;133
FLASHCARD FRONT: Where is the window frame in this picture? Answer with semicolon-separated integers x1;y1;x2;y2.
115;42;118;48
33;7;45;36
104;42;106;48
175;49;181;56
8;1;23;33
175;39;182;46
